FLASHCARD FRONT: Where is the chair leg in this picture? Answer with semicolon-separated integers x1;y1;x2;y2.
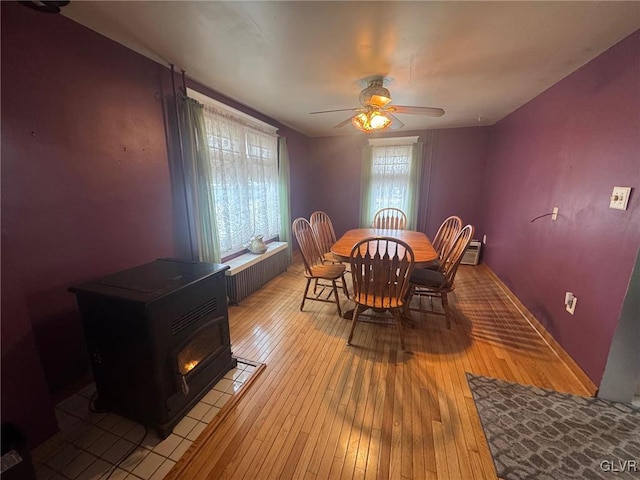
392;309;405;351
313;278;318;294
403;286;414;315
341;274;350;299
331;279;342;317
441;292;451;329
300;278;312;311
347;305;364;345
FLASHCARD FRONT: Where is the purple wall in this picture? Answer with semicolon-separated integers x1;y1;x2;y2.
1;3;312;447
307;134;370;236
483;30;640;384
1;2;176;444
306;128;490;239
426;127;490;238
1;231;58;448
2;3;175;393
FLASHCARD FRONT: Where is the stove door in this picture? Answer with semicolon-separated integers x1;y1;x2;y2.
163;314;235;435
175;317;226;393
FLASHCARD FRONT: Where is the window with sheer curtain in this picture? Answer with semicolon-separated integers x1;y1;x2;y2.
370;144;413;210
201;104;280;257
360;136;423;229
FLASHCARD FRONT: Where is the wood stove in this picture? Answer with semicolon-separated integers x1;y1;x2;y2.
69;258;236;438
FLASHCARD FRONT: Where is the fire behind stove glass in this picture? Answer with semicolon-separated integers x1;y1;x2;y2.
177;324;222;395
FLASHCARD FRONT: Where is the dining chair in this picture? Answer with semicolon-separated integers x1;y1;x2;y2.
347;236;415;350
310;210;350;294
372;207;408;230
426;215;463;271
310;211;339;263
292;217;349;317
405;224;474;329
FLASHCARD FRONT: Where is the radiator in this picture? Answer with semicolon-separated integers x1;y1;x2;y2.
225;242;289;304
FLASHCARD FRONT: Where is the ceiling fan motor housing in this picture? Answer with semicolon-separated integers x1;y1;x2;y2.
359;78;392;108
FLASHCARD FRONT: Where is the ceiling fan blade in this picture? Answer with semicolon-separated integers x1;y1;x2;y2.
389;105;445;117
333;116;356;129
387;113;405;130
310;107;362;115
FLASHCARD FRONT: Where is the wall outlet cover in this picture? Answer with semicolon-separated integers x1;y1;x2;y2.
610;186;632;210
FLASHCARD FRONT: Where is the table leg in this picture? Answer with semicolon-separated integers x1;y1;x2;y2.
342;308;355;320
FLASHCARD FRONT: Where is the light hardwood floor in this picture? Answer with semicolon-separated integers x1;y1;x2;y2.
166;259;595;480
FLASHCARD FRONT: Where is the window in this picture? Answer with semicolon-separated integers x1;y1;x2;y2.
360;136;422;229
190;90;280;258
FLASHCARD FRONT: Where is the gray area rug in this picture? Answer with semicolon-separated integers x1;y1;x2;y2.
467;373;640;480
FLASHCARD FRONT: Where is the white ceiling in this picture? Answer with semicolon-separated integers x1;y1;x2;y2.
62;1;640;137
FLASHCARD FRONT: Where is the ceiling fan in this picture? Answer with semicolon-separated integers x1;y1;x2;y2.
310;77;444;133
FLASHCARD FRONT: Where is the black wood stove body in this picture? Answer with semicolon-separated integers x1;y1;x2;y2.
69;259;236;438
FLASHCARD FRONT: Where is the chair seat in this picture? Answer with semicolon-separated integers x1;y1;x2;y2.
307;263;346;280
410;268;450;289
353;293;404;309
322;252;343;263
421;259;441;271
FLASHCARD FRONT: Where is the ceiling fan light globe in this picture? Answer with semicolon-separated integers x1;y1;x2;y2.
351;113;369;132
351;111;391;133
370;112;391;129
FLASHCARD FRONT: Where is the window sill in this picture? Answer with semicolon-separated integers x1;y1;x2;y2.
223;242;288;276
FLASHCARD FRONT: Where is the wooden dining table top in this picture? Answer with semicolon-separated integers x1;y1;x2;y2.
331;228;438;266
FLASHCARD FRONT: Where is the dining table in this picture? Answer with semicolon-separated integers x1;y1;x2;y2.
330;228;438;320
331;228;438;267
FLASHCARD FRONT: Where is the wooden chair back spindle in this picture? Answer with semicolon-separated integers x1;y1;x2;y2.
372;208;408;230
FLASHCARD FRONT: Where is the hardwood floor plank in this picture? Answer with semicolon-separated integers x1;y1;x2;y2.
291;326;360;478
339;331;375;479
281;431;309;480
432;420;448;480
361;332;390;480
316;332;371;480
419;385;437;477
262;321;353;478
237;311;349;478
409;360;426;480
352;329;386;477
377;346;397;480
464;396;497;479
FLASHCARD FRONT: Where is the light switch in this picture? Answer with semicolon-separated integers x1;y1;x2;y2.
610;186;631;210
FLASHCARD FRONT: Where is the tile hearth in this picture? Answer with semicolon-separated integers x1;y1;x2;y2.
33;361;257;480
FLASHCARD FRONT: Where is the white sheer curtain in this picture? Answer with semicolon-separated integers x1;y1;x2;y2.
360;137;423;229
202;105;280;256
369;144;414;214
